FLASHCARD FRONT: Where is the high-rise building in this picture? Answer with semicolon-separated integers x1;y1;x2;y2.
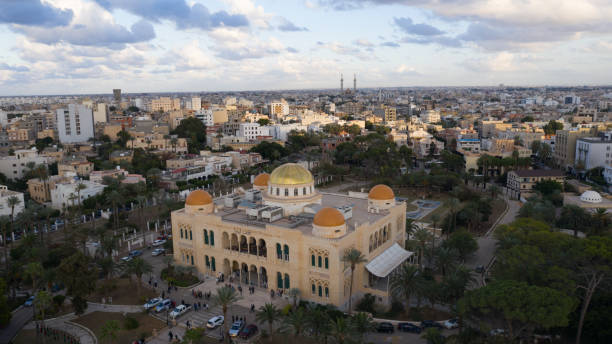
93;103;107;124
554;127;594;171
191;97;202;110
270;99;290;119
56;104;94;143
113;89;121;104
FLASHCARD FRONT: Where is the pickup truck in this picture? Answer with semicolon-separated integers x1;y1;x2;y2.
169;304;191;319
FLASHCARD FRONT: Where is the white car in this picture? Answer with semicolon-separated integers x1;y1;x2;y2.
490;329;506;336
143;297;162;310
152;248;165;256
443;318;458;329
120;256;132;262
169;304;191;319
152;239;167;246
207;316;224;329
155;299;172;313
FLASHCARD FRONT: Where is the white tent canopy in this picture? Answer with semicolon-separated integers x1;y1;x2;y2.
365;243;413;278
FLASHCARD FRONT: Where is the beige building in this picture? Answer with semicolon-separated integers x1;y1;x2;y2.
27;175;71;204
507;169;565;200
172;164;411;309
58;159;94;177
554;128;594;170
151;97;181;112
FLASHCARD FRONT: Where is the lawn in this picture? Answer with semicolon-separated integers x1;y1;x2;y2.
87;277;158;305
73;311;165;344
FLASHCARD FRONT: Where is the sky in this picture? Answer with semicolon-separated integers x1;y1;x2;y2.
0;0;611;96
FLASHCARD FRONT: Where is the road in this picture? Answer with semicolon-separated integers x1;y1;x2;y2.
0;306;33;343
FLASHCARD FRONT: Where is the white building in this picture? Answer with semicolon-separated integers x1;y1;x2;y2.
421;110;440;124
270;99;290;119
93;103;107;124
0;149;49;179
50;179;106;210
238;123;270;140
56;104;94;143
0;186;24;217
575;135;612;170
190;97;201;110
270;124;308;141
195;109;214;126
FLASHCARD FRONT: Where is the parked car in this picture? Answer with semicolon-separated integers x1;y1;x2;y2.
490;329;505;336
376;322;394;333
120;256;132;262
398;322;422;333
207;316;224;329
239;324;258;339
152;239;166;246
169;304;191;319
152;248;165;256
129;250;142;258
420;320;443;329
228;320;245;337
143;297;162;310
24;296;35;307
155;299;172;313
475;265;485;273
443;318;458;329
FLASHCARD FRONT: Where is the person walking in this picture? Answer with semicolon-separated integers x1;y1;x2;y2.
168;331;173;342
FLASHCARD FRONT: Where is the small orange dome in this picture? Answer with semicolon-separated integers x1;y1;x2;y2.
185;189;212;206
313;207;345;227
253;173;270;186
368;184;394;200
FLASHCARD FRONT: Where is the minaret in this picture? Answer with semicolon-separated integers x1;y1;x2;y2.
340;73;344;92
353;74;356;91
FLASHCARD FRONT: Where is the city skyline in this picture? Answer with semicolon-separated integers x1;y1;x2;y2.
1;0;612;96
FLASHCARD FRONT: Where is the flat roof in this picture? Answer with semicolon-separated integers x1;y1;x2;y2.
512;169;565;177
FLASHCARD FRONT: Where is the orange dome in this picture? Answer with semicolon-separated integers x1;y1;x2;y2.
368;184;394;200
313;207;345;227
185;190;212;206
253;173;270;187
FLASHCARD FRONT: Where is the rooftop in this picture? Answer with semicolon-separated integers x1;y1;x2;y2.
512;169;565;177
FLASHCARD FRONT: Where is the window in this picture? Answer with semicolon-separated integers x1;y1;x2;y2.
284;274;290;289
325;287;329;298
190;255;194;265
312;284;316;294
204;230;209;244
180;228;183;238
318;256;322;268
189;230;193;240
211;257;216;271
283;244;289;261
276;188;279;196
277;272;283;289
311;255;315;266
325;257;329;269
205;255;210;267
210;231;214;246
285;188;289;196
318;285;322;297
303;187;307;195
294;189;298;196
276;243;282;259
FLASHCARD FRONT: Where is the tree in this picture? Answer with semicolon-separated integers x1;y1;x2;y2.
57;251;97;314
543;120;563;135
212;286;241;343
125;258;153;296
533;180;562;196
0;216;9;271
250;141;288;161
458;280;575;340
100;320;121;343
330;317;352;344
34;291;52;344
351;312;375;344
435;247;458;276
7;196;21;256
558;205;592;237
182;328;205;343
421;328;445;344
256;303;280;342
305;305;331;343
412;227;431;269
0;279;11;327
288;288;300;308
257;118;270;126
284;307;307;337
117;129;132;148
444;231;478;262
390;264;422;313
171;117;207;153
341;248;367;315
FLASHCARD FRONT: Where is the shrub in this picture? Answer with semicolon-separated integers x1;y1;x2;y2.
356;293;376;313
124;316;139;330
52;295;65;309
281;304;292;316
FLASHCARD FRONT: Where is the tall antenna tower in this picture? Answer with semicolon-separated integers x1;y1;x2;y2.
340;73;344;92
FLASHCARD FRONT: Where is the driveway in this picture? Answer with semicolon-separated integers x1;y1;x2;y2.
0;306;33;343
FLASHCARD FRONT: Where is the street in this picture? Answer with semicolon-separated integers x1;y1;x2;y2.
0;306;33;343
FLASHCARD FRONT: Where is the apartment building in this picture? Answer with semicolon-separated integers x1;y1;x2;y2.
56;104;94;143
0;185;24;217
575;134;612;170
507;169;565;200
553;127;594;171
0;149;49;179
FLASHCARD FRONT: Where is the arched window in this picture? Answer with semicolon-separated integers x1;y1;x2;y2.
294;189;298;196
325;287;329;298
276;243;282;259
285;188;289;196
311;254;315;267
204;229;209;244
284;274;290;289
210;231;215;246
276;188;279;196
205;255;210;267
318;256;322;268
190;255;194;265
312;284;316;294
325;257;329;269
283;244;289;261
211;257;216;271
318;285;322;297
189;230;193;240
277;272;283;289
180;228;183;238
303;187;307;195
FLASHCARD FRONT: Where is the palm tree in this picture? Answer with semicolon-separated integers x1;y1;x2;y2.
7;195;21;247
412;227;431;270
390;264;421;313
34;291;52;344
591;208;610;236
421;327;445;344
125;258;152;296
288;288;301;308
256;303;281;342
341;248;367;315
25;262;43;341
100;320;121;343
330;317;352;344
107;190;122;231
75;182;87;207
305;305;331;343
351;312;375;344
435;247;458;276
446;198;460;237
212;286;241;343
0;216;9;270
489;185;501;200
284;307;307;337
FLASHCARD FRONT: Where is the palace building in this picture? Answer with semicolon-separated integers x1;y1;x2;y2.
171;163;412;309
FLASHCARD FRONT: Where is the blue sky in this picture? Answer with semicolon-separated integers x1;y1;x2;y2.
0;0;611;95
